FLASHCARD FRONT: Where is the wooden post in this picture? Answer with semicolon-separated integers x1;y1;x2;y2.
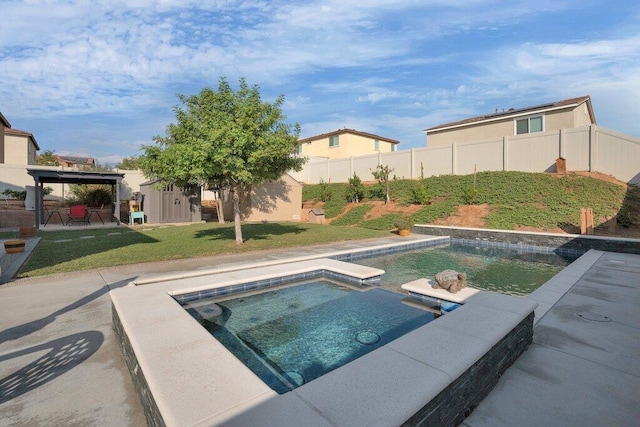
580;208;594;235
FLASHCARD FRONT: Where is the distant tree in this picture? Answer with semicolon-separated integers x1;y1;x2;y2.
371;164;394;204
117;156;141;170
37;150;60;166
139;77;305;244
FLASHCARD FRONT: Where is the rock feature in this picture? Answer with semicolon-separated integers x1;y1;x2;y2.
434;270;467;294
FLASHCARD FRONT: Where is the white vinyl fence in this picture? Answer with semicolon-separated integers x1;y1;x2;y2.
291;125;640;185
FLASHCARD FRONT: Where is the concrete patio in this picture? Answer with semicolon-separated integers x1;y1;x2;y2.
0;236;638;426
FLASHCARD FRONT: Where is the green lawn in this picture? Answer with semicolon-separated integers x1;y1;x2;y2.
17;222;389;277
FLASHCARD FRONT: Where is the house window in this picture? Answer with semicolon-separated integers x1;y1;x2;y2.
515;115;543;135
391;144;396;152
297;144;302;155
374;139;380;151
329;135;339;147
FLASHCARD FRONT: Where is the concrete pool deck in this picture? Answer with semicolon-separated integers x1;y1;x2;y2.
0;235;639;425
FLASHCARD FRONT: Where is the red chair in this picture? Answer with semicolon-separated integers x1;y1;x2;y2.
67;205;89;226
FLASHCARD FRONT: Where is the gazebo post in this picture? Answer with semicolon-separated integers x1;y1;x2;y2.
34;179;42;229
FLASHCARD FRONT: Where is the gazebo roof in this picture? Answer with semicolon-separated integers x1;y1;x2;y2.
27;168;124;185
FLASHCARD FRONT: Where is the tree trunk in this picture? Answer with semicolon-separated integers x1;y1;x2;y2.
216;191;225;224
232;186;243;244
385;179;390;204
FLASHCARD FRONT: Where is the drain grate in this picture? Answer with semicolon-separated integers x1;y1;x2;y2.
356;331;381;345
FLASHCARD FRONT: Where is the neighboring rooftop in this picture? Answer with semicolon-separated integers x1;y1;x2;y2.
298;128;399;145
55;155;96;167
425;95;595;133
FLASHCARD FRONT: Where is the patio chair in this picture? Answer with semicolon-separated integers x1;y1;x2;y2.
88;204;105;224
67;205;89;226
44;206;66;226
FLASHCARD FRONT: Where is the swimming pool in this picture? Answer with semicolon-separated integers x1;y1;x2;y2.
352;242;578;296
181;279;435;393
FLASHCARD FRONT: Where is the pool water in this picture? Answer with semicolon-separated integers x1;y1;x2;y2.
183;280;435;394
353;243;577;296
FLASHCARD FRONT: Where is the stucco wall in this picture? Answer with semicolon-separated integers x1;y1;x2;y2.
300;132;396;158
427;106;583;148
216;174;302;222
4;134;29;164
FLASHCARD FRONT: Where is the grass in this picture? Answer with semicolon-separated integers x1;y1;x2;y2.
303;171;628;231
17;222;390;277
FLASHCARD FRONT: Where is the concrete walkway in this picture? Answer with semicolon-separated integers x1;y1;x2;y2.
1;237;639;426
465;250;640;426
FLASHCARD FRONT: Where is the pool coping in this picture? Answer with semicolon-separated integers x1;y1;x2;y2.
110;240;583;425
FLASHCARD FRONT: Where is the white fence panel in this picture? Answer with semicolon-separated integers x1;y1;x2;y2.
381;151;413;180
418;146;453;177
329;157;352;183
508;131;559;172
456;139;504;175
305;159;330;184
595;127;640;184
562;128;591;171
353;154;380;182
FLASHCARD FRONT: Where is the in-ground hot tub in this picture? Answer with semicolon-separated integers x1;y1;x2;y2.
112;257;537;426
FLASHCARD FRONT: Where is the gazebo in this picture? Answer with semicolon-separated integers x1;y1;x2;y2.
27;168;125;229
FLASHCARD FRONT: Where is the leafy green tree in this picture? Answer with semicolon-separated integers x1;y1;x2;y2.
139;78;305;244
371;164;394;204
117;156;141;170
37;150;60;166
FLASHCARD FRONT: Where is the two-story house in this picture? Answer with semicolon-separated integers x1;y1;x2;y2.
298;128;399;159
1;112;40;165
424;96;596;147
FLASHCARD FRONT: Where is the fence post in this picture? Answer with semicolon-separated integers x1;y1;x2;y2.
326;158;330;183
503;136;508;171
410;148;415;179
559;128;565;158
452;142;457;175
589;124;597;172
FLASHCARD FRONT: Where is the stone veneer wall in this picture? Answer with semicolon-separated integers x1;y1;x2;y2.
403;312;535;426
112;305;166;427
413;225;640;255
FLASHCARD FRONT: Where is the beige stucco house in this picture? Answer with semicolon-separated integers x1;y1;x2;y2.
425;96;596;147
1;112;40;165
298;128;399;159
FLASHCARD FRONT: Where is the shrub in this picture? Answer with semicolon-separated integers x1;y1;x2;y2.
2;189;27;200
393;214;414;230
345;173;365;203
318;179;333;202
462;185;478;205
68;184;112;207
411;181;429;205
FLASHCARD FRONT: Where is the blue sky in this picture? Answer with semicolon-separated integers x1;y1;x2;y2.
1;0;639;166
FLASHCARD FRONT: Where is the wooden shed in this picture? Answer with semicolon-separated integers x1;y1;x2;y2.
139;181;202;224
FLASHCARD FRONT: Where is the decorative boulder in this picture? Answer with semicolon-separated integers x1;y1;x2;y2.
434;270;467;294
